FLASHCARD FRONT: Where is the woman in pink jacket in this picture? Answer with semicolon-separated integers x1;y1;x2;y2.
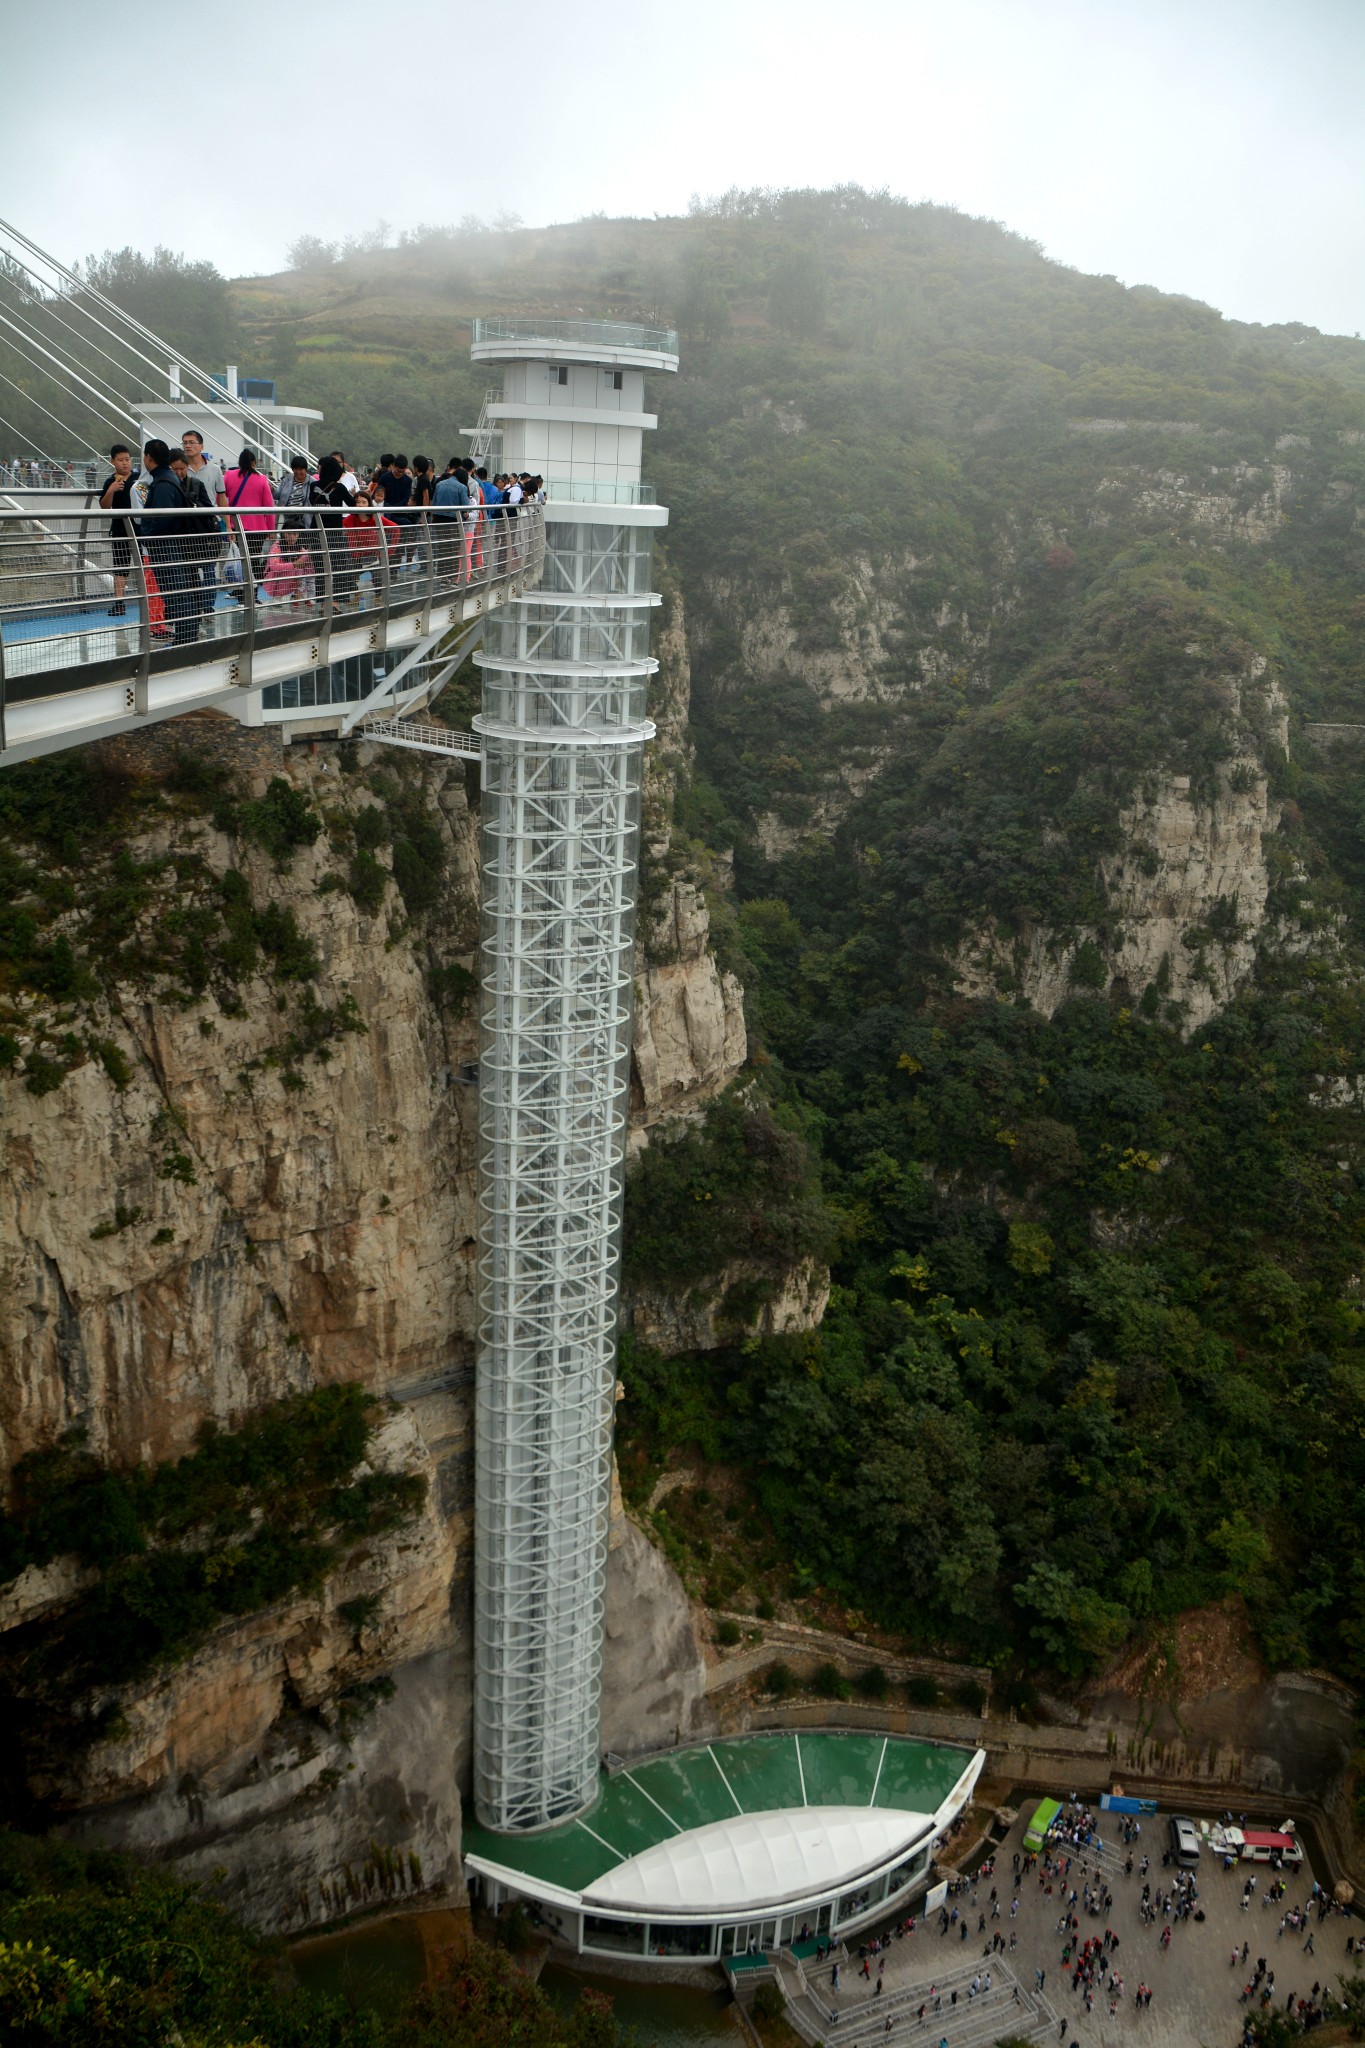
222;447;277;596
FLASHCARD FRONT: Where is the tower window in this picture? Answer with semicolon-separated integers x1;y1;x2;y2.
555;366;568;385
608;370;623;390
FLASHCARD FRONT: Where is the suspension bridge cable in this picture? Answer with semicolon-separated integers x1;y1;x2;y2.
0;406;76;471
1;250;167;399
1;248;270;454
0;307;140;437
0;218;315;470
0;367;109;460
0;294;144;423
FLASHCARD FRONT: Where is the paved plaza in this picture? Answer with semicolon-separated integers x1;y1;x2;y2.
795;1804;1360;2048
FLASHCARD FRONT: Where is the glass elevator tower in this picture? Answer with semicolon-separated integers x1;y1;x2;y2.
469;317;678;1832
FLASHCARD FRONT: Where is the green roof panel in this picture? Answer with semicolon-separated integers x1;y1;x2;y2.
716;1732;806;1814
459;1734;977;1899
631;1745;739;1831
795;1732;882;1808
461;1815;614;1894
873;1740;969;1815
592;1771;680;1860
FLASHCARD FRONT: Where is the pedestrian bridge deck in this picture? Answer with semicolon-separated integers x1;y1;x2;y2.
0;503;545;763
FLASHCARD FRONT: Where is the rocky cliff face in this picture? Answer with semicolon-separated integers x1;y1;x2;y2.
698;437;1324;1034
625;1252;831;1356
633;586;747;1133
953;669;1298;1030
631;876;746;1136
0;586;779;1929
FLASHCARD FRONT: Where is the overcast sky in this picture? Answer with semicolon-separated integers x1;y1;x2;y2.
5;0;1362;335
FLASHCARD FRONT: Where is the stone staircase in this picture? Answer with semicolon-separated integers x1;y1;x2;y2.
776;1950;1057;2048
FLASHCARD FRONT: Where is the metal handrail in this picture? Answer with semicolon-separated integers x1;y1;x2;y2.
0;502;546;754
472;315;679;357
544;479;657;505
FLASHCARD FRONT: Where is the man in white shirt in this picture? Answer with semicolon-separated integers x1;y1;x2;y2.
180;428;228;620
330;449;360;495
181;429;227;506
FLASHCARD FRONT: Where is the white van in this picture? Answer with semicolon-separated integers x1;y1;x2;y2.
1168;1816;1200;1868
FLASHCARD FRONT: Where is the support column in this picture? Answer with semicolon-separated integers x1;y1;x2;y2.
469;318;678;1836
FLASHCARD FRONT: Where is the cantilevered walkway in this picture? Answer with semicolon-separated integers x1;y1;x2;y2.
0;502;545;763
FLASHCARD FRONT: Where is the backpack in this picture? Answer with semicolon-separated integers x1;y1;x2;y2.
147;470;192;538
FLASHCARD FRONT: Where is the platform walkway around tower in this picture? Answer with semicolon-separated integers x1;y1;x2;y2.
0;503;545;763
463;1734;972;1900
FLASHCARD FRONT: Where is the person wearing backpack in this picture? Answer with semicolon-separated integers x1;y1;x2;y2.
137;438;198;644
222;447;277;600
170;446;218;633
312;454;357;606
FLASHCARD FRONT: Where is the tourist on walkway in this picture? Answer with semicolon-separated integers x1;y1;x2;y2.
168;447;219;628
312;455;357;603
99;442;137;617
222;448;277;595
180;429;226;616
138;438;197;644
275;453;316;530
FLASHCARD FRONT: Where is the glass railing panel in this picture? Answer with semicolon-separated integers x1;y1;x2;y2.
473;315;679;356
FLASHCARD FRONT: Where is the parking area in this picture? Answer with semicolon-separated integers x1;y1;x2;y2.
823;1801;1358;2048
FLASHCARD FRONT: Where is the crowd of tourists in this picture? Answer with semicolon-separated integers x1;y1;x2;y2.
2;456;94;487
96;437;544;646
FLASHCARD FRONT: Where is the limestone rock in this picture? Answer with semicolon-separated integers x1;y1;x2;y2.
952;668;1303;1032
626;1254;831;1355
601;1516;714;1757
631;880;746;1132
0;692;768;1930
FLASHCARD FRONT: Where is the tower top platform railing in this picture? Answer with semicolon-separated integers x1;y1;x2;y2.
471;316;680;369
543;479;657;506
0;500;545;762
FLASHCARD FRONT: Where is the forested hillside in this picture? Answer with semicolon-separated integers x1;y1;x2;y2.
18;192;1365;1697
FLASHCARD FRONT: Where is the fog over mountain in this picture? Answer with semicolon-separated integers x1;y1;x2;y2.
4;0;1364;334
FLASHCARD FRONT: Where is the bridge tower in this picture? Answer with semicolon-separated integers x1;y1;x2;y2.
469;316;677;1832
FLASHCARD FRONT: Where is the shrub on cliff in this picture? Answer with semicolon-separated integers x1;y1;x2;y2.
0;1387;425;1699
623;1093;833;1290
236;776;322;863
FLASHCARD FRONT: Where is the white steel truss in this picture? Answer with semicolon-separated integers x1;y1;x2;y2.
472;712;653;1830
471;574;658;1834
468;317;677;1838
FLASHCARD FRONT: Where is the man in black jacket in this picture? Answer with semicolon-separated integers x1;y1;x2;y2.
138;438;197;644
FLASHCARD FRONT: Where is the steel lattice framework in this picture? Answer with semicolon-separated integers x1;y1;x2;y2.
472;524;659;1832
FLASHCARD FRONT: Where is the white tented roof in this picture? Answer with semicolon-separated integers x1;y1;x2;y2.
584;1805;929;1914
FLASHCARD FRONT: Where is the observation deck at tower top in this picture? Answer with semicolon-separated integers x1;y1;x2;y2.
471;315;680;373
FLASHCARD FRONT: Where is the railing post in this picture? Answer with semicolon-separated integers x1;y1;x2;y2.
229;510;256;691
127;524;153;716
420;509;435;636
374;508;393;655
316;501;334;675
76;509;91;606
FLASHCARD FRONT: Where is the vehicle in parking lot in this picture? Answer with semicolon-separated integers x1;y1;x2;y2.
1237;1828;1303;1868
1168;1815;1201;1867
1024;1797;1062;1854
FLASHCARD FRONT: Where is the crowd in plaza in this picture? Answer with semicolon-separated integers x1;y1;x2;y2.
94;437;544;646
812;1797;1360;2048
1024;1800;1358;2041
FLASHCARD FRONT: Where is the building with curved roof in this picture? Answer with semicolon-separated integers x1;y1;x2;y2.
463;1730;984;1963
